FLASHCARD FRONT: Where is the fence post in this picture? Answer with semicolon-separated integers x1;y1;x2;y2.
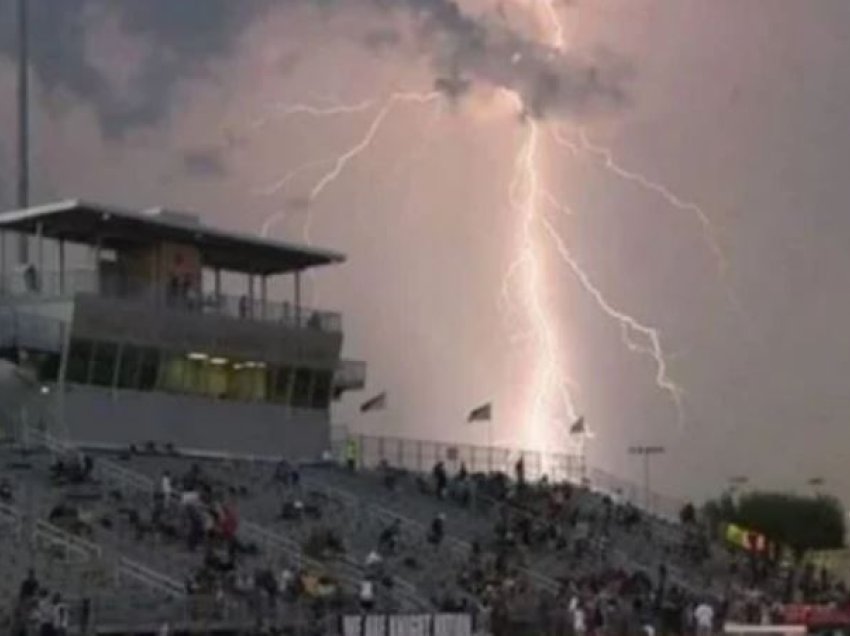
358;434;365;470
416;440;422;473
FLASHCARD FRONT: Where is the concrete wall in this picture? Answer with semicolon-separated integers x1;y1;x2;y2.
62;384;330;461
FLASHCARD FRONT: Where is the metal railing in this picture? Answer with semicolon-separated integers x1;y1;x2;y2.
1;267;342;333
334;360;367;392
26;427;431;610
0;498;186;598
335;430;685;521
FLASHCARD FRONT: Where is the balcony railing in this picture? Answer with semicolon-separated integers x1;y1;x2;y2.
333;359;366;394
0;268;341;333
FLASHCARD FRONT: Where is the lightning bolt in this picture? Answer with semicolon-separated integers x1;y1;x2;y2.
552;126;729;283
250;99;376;132
541;0;566;51
500;1;684;449
540;214;685;426
247;2;703;456
256;91;442;309
504;91;579;453
258;92;441;244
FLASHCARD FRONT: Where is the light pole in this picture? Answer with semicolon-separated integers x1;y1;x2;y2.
808;477;825;494
729;475;749;493
628;445;665;511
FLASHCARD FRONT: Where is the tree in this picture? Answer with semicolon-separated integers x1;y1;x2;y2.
730;492;845;559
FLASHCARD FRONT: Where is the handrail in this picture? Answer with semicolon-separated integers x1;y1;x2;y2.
304;475;560;596
118;556;186;598
25;428;432;609
1;498;185;597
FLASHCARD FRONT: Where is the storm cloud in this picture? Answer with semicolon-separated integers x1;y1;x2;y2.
0;0;628;137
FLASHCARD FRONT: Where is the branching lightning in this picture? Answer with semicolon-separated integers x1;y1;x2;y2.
247;0;717;453
258;91;440;243
551;126;729;283
505;91;579;451
540;213;685;425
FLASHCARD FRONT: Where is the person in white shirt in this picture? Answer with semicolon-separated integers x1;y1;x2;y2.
359;579;375;612
278;567;294;596
572;601;587;636
694;601;715;636
160;471;172;502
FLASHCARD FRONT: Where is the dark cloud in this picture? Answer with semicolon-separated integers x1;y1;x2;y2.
434;75;472;101
372;0;631;117
0;0;627;141
181;147;227;178
0;0;274;137
362;28;402;52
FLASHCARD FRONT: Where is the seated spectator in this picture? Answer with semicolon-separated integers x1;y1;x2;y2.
428;513;445;547
0;478;13;503
378;519;401;553
18;569;38;602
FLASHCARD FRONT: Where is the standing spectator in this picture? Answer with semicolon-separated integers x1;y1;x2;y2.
51;594;68;636
572;599;587;636
160;471;172;503
345;439;358;472
515;457;525;486
79;598;91;636
359;578;375;613
433;462;448;499
694;600;714;636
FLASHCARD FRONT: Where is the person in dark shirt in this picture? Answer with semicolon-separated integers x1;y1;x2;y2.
19;569;38;601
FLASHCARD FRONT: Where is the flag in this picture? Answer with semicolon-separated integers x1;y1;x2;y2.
569;416;585;435
467;402;492;422
360;392;387;413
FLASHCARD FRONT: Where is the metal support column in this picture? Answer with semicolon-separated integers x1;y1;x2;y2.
16;0;30;265
58;239;65;295
260;275;268;320
294;270;302;327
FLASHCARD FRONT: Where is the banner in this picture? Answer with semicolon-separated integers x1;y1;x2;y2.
342;614;472;636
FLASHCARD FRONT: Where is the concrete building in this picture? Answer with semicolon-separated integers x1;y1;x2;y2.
0;199;365;459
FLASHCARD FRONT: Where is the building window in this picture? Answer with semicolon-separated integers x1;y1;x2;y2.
291;368;313;409
158;352;188;393
270;366;292;404
34;352;60;383
66;339;93;384
90;341;118;387
311;370;332;410
117;345;142;389
138;347;160;391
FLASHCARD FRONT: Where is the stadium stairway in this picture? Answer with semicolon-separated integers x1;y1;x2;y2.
91;450;435;613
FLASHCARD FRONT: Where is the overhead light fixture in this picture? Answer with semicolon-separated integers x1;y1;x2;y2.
187;352;208;361
210;357;228;366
